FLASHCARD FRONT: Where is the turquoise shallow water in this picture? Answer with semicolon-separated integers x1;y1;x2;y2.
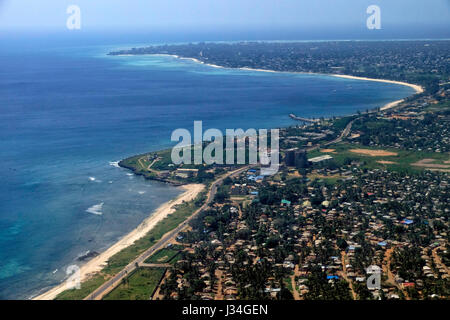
0;37;415;299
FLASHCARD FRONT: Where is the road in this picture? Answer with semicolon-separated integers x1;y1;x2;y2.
432;247;449;275
306;118;356;152
84;118;355;300
84;165;249;300
340;251;357;300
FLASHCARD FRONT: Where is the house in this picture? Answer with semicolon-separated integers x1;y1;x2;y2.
176;168;199;178
401;219;414;225
281;199;291;207
402;282;415;289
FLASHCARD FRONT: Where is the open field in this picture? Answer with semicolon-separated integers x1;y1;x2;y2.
103;268;166;300
309;143;449;173
423;99;450;113
144;245;183;264
412;158;450;169
349;149;398;157
412;159;450;172
307;173;342;184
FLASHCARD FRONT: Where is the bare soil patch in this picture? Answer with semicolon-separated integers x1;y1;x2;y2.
412;159;450;169
350;149;398;157
377;160;396;164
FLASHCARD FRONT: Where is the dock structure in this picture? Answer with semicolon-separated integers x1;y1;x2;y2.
289;113;321;123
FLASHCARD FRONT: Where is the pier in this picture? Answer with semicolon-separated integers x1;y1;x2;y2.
289;113;321;123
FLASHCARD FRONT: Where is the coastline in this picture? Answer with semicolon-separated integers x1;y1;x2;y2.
34;52;425;300
330;74;424;111
33;183;205;300
141;53;424;111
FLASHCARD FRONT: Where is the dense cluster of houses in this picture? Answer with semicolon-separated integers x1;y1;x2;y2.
158;162;448;300
354;87;450;153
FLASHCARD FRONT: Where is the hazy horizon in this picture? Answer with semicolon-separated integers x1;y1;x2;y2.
0;0;449;38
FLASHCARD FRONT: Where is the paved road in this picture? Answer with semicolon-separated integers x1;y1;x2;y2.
85;165;249;300
84;119;354;300
306;118;356;152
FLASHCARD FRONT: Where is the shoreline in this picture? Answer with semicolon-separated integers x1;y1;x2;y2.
35;52;424;300
330;74;424;111
33;183;205;300
140;53;424;111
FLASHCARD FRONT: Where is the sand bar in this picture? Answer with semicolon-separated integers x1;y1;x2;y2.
34;183;205;300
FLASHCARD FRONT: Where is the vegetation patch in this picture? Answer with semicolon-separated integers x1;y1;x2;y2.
55;274;107;300
103;268;166;300
144;245;183;264
308;143;448;173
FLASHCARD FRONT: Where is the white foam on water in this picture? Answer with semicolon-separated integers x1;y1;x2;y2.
86;202;104;215
138;191;146;195
88;177;96;181
109;161;120;168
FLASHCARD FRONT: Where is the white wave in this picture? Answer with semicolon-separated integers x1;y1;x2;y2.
126;173;133;176
88;177;96;181
109;161;120;168
138;191;146;195
86;202;104;215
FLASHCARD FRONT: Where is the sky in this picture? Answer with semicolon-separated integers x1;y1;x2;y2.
0;0;449;38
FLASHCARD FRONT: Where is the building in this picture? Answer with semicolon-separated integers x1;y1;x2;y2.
176;168;199;178
284;148;308;168
308;155;333;164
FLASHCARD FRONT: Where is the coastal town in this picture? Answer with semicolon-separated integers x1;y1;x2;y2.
42;40;449;301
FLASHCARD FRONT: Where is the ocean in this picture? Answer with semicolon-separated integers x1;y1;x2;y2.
0;34;415;299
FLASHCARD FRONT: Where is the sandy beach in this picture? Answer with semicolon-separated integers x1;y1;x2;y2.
380;99;406;111
33;183;204;300
331;74;424;94
330;74;424;111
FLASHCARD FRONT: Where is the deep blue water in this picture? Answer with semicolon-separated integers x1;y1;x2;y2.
0;35;415;299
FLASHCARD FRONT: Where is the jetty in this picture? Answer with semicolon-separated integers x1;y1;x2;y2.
289;113;320;123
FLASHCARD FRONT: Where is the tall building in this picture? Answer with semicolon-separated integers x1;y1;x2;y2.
284;148;308;168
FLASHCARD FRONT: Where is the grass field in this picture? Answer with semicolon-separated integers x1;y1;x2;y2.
144;245;183;264
308;142;449;173
55;274;107;300
423;100;450;112
103;268;166;300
